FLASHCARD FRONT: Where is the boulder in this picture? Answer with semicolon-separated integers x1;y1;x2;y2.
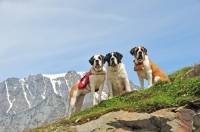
182;63;200;79
71;108;195;132
193;112;200;129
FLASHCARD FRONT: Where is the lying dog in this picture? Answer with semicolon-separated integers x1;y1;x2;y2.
130;46;170;89
67;55;106;118
105;52;131;99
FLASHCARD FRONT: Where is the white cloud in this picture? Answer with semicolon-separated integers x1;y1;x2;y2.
0;0;126;67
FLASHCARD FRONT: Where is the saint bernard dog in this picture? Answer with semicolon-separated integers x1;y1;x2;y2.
130;46;170;89
105;52;131;99
67;55;106;118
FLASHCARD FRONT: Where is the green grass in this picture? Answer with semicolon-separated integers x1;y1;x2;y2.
25;65;200;132
168;66;192;82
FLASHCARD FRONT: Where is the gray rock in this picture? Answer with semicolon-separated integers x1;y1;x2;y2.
65;70;81;88
193;112;200;129
129;80;141;90
73;108;195;132
0;114;11;132
182;63;200;79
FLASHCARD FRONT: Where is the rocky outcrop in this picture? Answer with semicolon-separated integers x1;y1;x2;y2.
182;63;200;79
71;108;196;132
193;113;200;130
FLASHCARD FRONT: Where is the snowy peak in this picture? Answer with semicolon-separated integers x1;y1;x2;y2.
42;73;66;79
0;70;139;132
0;71;84;117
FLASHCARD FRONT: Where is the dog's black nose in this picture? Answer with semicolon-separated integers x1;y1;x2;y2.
111;58;115;63
96;60;99;64
139;51;142;55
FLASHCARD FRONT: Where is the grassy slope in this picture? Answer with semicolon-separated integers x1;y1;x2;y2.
25;65;200;132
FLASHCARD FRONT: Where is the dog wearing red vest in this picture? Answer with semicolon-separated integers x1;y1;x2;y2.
67;55;106;118
130;46;170;89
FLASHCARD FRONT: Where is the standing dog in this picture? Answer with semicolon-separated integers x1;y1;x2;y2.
67;55;106;118
130;46;170;89
105;52;131;99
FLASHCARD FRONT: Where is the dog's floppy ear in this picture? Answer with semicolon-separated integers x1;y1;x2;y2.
130;47;136;55
116;52;123;61
89;56;94;65
142;46;147;55
104;53;110;62
115;52;123;63
144;47;147;55
100;55;106;64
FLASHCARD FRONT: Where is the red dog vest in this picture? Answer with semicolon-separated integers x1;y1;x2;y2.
78;71;106;92
78;72;90;89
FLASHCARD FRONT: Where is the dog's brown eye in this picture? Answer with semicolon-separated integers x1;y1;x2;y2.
98;56;101;60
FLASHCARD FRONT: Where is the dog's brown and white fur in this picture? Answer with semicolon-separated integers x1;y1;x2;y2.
130;46;170;89
67;55;106;118
105;52;131;99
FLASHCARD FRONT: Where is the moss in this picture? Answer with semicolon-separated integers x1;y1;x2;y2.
194;129;200;132
168;66;192;82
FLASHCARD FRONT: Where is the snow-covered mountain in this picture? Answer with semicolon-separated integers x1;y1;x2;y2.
0;70;139;132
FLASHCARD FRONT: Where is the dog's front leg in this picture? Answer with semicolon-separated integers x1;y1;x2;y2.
107;80;113;99
137;73;144;90
147;70;153;88
124;78;131;92
98;83;104;103
90;84;96;105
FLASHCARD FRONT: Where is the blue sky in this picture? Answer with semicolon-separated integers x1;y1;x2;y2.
0;0;200;88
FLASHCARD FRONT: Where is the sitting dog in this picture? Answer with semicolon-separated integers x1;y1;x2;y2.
130;46;170;89
105;52;131;99
67;55;106;118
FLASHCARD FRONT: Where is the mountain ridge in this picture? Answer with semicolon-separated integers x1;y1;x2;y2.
0;70;139;132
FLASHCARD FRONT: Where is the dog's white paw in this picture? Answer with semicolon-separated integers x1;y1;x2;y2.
126;89;131;92
108;96;113;99
93;101;97;106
